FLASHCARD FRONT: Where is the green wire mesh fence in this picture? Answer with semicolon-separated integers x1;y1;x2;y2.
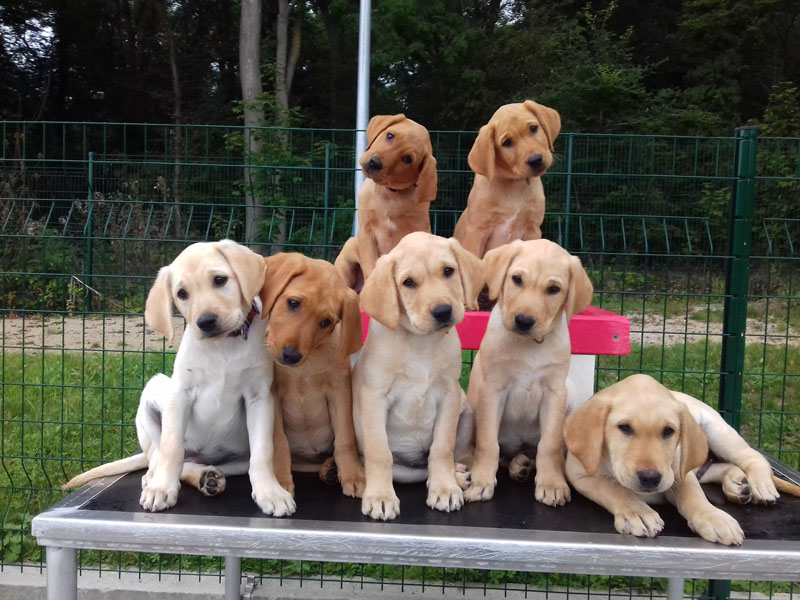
1;122;798;598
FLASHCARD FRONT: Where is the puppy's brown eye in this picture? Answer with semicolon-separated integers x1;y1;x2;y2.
443;267;454;278
547;285;561;295
319;318;332;329
530;125;539;134
662;426;675;439
288;299;300;310
618;423;633;436
402;278;416;288
502;139;513;148
401;155;412;164
213;275;227;287
177;289;188;301
386;132;394;140
512;275;522;286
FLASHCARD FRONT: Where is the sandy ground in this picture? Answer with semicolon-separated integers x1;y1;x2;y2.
1;311;796;351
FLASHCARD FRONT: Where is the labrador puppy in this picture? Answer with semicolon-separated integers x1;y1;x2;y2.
352;232;483;520
453;101;561;259
564;374;800;545
335;114;437;290
63;240;295;517
259;252;366;498
465;239;593;507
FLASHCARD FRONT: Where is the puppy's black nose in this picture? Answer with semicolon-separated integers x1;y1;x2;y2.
431;304;453;325
196;313;218;333
367;156;383;172
281;346;303;365
527;154;544;171
637;468;662;490
514;314;535;332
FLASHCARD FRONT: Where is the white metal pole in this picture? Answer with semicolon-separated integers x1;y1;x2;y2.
353;0;371;235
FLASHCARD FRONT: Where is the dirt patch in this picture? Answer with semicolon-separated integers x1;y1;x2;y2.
628;314;799;348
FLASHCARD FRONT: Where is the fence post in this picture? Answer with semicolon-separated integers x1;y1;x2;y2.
563;134;574;251
324;143;331;261
85;151;95;305
719;126;758;431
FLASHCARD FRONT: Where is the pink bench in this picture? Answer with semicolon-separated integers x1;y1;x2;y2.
360;306;631;402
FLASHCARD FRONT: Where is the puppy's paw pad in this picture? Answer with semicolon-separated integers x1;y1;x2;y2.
427;484;464;513
689;508;744;546
362;493;400;521
464;479;496;503
198;467;226;497
454;463;471;490
252;486;296;517
722;475;751;505
614;505;664;538
509;454;533;483
319;457;339;486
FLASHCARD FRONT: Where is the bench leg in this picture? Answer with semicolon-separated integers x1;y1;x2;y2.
46;546;77;600
668;577;685;600
225;555;242;600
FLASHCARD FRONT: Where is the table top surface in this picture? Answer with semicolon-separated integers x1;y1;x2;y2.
33;466;800;580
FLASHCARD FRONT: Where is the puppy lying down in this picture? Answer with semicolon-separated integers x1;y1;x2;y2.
64;240;295;517
564;374;800;545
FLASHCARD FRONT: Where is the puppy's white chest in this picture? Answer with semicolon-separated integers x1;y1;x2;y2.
497;372;547;454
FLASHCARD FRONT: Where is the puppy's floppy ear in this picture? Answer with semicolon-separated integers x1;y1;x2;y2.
365;114;407;149
563;391;612;476
678;402;709;479
145;266;175;341
360;254;400;329
524;100;561;152
260;252;308;317
565;255;594;321
468;123;496;182
416;153;438;205
449;238;484;311
338;287;363;358
215;239;266;305
483;240;524;301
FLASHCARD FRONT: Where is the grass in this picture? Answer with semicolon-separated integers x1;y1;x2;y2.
2;343;798;593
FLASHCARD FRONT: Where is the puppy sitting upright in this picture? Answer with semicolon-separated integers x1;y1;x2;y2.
335;114;437;290
454;101;561;259
352;232;483;520
465;239;593;507
259;253;365;498
564;374;800;546
63;240;295;517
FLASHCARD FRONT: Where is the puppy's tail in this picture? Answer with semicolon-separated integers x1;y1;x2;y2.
62;453;149;490
773;476;800;498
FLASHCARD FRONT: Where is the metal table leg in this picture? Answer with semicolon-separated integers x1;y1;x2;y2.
46;546;77;600
225;555;242;600
668;577;685;600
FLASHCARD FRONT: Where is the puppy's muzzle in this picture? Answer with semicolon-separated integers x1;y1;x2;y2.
636;468;662;491
513;313;535;334
196;313;221;337
280;346;303;366
431;304;454;328
526;154;545;174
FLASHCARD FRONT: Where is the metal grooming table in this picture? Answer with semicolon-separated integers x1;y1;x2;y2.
33;459;800;600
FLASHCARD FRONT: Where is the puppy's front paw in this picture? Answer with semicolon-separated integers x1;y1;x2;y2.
198;467;226;497
328;457;366;498
746;472;779;505
688;507;744;545
252;484;296;517
464;466;496;502
509;454;533;483
534;475;571;507
361;491;400;521
614;503;664;537
426;480;464;512
140;480;180;512
454;463;471;490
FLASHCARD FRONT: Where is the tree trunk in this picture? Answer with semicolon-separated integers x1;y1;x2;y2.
159;0;183;238
239;0;264;246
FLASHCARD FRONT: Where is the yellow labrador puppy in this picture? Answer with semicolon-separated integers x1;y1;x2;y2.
564;374;800;545
465;239;593;507
353;232;483;520
64;240;295;517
